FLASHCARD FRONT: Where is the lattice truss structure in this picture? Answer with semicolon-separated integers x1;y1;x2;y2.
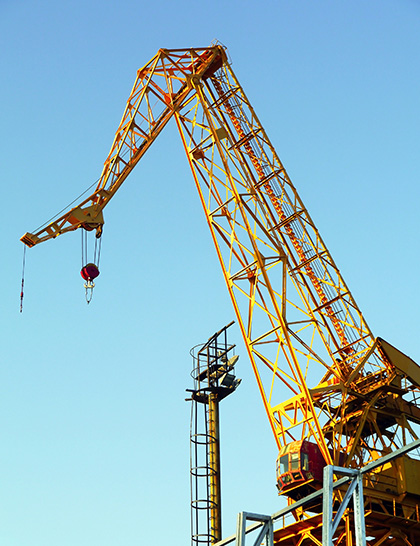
22;47;420;538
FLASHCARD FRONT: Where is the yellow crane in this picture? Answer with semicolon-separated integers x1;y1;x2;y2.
21;45;420;545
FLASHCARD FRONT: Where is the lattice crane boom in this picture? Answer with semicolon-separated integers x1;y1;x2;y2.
21;45;420;545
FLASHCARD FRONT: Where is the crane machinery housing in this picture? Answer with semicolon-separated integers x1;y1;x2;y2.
21;45;420;546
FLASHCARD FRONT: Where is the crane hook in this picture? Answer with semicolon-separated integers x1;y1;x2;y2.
84;280;95;304
80;263;100;304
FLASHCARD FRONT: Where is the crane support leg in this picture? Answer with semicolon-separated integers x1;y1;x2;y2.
322;466;366;546
236;512;273;546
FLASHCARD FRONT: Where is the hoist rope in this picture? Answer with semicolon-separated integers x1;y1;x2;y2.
20;245;26;313
81;228;102;268
81;229;89;267
81;230;84;267
94;235;102;268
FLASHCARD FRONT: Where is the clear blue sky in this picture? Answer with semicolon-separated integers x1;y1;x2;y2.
1;1;420;545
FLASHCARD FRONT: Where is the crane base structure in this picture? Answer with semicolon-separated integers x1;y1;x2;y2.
21;45;420;546
217;440;420;546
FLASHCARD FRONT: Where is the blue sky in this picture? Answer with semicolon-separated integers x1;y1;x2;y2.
1;1;420;545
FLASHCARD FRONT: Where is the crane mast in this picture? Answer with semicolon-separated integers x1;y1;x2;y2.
21;46;420;545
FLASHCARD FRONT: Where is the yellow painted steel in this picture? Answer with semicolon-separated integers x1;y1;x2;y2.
21;46;420;545
208;393;222;543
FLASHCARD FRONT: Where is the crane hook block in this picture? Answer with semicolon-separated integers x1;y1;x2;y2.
80;263;100;282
